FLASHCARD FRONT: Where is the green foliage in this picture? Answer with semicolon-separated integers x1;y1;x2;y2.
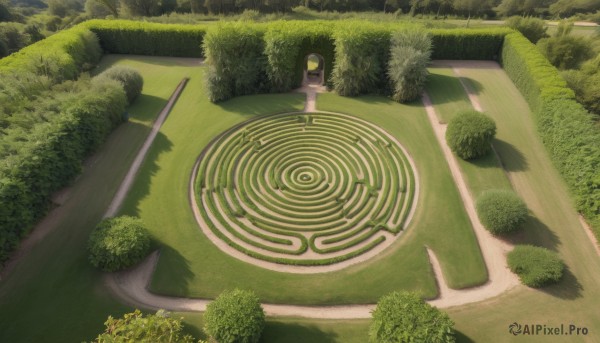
204;289;265;343
445;110;496;160
85;20;206;57
0;26;101;81
430;28;510;60
85;0;116;18
88;216;151;272
93;309;202;343
98;65;144;104
264;22;303;92
476;190;528;235
505;16;547;44
388;28;431;102
562;55;600;115
331;22;391;96
0;76;127;264
537;35;594;70
507;245;564;287
203;22;267;102
370;291;455;343
501;32;600;242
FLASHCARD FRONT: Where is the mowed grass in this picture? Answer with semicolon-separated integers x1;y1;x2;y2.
444;66;600;342
0;56;200;342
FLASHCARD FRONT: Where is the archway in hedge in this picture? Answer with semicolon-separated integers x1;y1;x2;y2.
303;53;325;86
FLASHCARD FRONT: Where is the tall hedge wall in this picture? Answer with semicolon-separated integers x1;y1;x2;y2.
293;24;335;89
501;32;600;237
430;28;511;60
85;20;207;57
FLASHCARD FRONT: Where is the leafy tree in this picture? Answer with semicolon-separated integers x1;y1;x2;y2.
537;34;594;70
88;216;152;272
496;0;552;16
93;309;205;343
48;0;83;17
120;0;160;16
85;0;117;18
370;291;455;343
505;16;547;43
508;245;564;288
0;23;30;54
476;189;528;235
445;110;496;160
0;0;13;22
562;56;600;115
204;289;265;343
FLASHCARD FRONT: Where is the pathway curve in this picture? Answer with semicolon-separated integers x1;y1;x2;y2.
106;68;525;317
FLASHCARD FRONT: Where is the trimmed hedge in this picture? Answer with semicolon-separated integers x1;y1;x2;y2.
331;22;391;96
88;216;152;272
0;26;101;81
0;76;127;264
388;29;432;103
507;245;564;288
430;28;511;60
85;20;206;57
204;289;265;343
476;190;528;235
98;66;144;104
501;32;600;238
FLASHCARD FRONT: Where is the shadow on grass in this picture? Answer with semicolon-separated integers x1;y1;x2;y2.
499;215;561;252
466;150;503;170
540;265;583;300
460;77;484;96
121;131;173;218
261;321;341;343
455;329;476;343
150;245;195;297
492;139;528;172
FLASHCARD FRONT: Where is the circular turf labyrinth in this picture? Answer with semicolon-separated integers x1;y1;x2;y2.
193;112;418;268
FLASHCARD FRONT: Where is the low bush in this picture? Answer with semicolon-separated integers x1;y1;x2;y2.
505;16;548;44
204;289;265;343
507;245;564;287
476;190;528;235
88;216;151;272
388;28;431;103
370;291;455;343
445;110;496;160
98;66;144;104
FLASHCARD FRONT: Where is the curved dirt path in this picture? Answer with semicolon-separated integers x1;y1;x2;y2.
106;76;523;316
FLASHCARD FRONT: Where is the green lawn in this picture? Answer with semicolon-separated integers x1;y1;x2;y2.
0;55;198;342
121;64;487;304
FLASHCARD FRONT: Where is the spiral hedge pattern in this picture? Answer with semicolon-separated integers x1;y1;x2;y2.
194;112;417;266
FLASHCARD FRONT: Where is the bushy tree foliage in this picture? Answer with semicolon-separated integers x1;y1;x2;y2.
204;289;265;343
505;16;547;44
98;66;144;104
562;55;600;115
537;21;594;70
476;190;528;235
370;291;455;343
93;310;204;343
387;28;431;103
88;216;152;272
85;0;117;18
445;110;496;160
508;245;564;287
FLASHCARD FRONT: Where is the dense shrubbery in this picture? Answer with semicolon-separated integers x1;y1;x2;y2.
98;66;144;104
430;28;510;60
370;291;455;343
501;32;600;239
84;20;206;57
508;245;564;287
388;29;431;102
93;310;203;343
476;190;528;235
505;16;548;44
88;216;151;272
562;55;600;115
445;110;497;160
204;23;267;102
204;289;265;343
331;22;391;96
0;74;127;264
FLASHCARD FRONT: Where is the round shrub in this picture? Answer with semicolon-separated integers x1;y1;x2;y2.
98;66;143;104
370;291;455;343
204;289;265;343
445;110;496;160
476;190;528;235
508;245;564;288
88;216;151;272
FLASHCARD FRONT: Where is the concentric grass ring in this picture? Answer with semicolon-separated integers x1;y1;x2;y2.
194;112;418;266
